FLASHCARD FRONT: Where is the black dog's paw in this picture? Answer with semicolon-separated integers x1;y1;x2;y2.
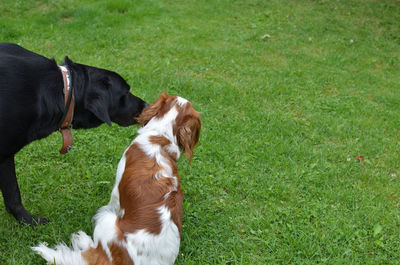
32;216;48;225
16;212;48;226
8;204;48;225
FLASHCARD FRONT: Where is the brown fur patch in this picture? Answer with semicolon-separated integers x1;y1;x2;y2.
117;143;181;236
82;243;112;265
82;242;134;265
165;189;183;233
109;242;135;265
149;135;171;147
116;139;185;237
117;144;163;235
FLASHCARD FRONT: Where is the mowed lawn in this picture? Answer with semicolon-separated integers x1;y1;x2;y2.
1;0;400;264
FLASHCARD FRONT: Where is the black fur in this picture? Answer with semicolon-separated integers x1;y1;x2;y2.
0;43;148;225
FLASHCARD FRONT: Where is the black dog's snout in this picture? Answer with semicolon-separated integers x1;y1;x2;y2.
144;102;150;108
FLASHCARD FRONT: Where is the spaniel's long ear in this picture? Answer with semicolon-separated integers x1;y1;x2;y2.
177;114;201;163
136;93;169;126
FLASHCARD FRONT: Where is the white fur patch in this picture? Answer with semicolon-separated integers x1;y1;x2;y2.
176;96;188;106
71;231;95;251
124;205;180;264
106;150;127;213
92;209;119;262
137;106;179;147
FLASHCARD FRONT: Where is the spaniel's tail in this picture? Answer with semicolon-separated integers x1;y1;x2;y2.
31;231;93;265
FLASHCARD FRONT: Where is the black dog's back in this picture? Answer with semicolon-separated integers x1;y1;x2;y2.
0;42;59;78
0;43;59;89
0;42;48;60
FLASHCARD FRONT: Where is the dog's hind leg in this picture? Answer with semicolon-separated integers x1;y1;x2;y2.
0;155;47;225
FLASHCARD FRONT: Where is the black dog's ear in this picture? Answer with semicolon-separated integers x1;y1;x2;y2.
85;77;112;126
63;56;73;66
86;93;112;126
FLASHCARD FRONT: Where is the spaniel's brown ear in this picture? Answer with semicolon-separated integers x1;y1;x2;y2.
177;115;201;163
136;93;169;126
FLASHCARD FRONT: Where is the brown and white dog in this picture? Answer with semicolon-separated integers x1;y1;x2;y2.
32;93;201;265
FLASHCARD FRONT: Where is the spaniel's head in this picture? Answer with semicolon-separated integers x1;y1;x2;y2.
137;93;201;162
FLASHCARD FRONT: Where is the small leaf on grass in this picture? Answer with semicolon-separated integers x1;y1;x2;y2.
373;224;382;237
261;34;271;40
97;181;110;184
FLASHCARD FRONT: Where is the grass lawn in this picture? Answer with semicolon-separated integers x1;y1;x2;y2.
1;0;400;264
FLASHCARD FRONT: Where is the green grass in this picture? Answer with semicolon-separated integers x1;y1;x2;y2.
1;0;400;264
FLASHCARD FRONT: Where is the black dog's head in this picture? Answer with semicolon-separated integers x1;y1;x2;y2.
64;57;148;129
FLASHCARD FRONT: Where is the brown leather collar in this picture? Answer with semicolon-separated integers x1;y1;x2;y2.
58;66;74;154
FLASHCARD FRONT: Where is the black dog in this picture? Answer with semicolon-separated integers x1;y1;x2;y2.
0;43;148;225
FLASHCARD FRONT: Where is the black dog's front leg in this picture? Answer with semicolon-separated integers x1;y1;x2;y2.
0;155;47;225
